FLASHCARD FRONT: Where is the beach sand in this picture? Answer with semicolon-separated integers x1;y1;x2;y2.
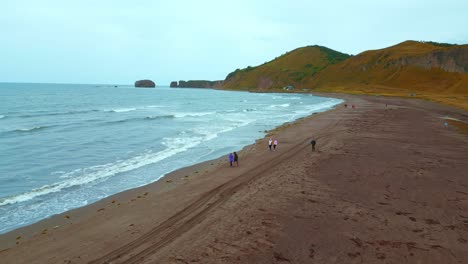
1;94;467;264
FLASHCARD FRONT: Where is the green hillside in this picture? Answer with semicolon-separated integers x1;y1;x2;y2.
220;41;468;109
222;46;351;90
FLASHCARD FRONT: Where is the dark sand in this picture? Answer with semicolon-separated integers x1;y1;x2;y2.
1;94;467;264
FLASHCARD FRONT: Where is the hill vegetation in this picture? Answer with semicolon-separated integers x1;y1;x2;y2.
222;46;351;90
220;41;468;109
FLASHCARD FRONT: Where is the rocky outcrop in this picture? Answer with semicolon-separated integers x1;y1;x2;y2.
172;80;223;88
134;80;156;88
170;81;178;88
391;46;468;73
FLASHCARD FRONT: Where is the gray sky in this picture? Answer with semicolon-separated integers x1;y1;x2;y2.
1;0;467;85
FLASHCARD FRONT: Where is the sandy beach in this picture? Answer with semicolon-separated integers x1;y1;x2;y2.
1;94;467;264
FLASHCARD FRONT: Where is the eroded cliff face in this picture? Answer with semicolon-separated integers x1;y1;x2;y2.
392;46;468;73
303;42;468;95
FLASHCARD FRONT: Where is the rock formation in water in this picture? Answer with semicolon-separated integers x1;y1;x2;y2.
134;80;156;88
171;80;223;88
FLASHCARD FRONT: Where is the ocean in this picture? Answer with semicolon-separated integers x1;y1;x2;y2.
0;83;342;234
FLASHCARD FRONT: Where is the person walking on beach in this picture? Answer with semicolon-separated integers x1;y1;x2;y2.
228;152;234;167
310;138;317;151
233;152;239;166
268;138;273;151
273;139;278;151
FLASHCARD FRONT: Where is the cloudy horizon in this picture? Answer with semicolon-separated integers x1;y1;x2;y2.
1;0;467;85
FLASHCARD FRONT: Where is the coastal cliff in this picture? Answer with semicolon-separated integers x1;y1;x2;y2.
220;40;468;109
308;41;468;95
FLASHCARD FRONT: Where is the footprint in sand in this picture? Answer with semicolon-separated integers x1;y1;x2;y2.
347;252;361;258
309;245;316;258
425;219;440;225
376;252;386;260
274;252;290;262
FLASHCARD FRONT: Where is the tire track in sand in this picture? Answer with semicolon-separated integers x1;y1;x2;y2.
88;114;344;264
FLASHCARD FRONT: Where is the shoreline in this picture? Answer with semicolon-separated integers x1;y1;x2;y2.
0;92;343;237
1;93;467;263
0;90;342;236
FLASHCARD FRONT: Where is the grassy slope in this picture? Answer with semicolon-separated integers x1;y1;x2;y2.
307;41;468;109
221;41;468;110
222;46;351;90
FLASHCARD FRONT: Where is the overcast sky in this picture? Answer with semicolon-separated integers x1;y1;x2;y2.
1;0;467;85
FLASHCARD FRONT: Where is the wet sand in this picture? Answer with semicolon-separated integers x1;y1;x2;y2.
1;94;467;264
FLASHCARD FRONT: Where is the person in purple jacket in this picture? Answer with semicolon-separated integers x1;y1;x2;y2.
228;152;234;167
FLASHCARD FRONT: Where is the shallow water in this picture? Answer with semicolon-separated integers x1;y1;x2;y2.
0;83;342;233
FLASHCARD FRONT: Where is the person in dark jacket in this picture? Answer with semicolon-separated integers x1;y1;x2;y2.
310;138;317;151
233;152;239;166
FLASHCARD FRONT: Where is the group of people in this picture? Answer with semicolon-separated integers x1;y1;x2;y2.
228;136;317;167
268;138;278;151
228;152;239;167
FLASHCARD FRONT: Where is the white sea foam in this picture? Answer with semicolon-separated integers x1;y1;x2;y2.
0;115;5;119
16;109;100;118
105;115;174;124
0;133;211;207
305;100;342;113
15;126;48;132
191;119;253;142
145;105;163;108
108;108;138;113
270;103;290;108
174;111;215;118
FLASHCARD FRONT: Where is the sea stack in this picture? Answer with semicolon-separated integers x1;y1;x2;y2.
170;81;178;88
134;79;156;88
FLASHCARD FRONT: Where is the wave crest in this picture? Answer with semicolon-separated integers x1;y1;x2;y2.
14;126;49;132
0;140;194;206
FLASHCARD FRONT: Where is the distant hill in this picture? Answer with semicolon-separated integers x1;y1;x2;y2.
220;41;468;109
222;46;351;90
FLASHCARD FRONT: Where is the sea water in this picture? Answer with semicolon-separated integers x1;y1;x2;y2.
0;83;342;233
